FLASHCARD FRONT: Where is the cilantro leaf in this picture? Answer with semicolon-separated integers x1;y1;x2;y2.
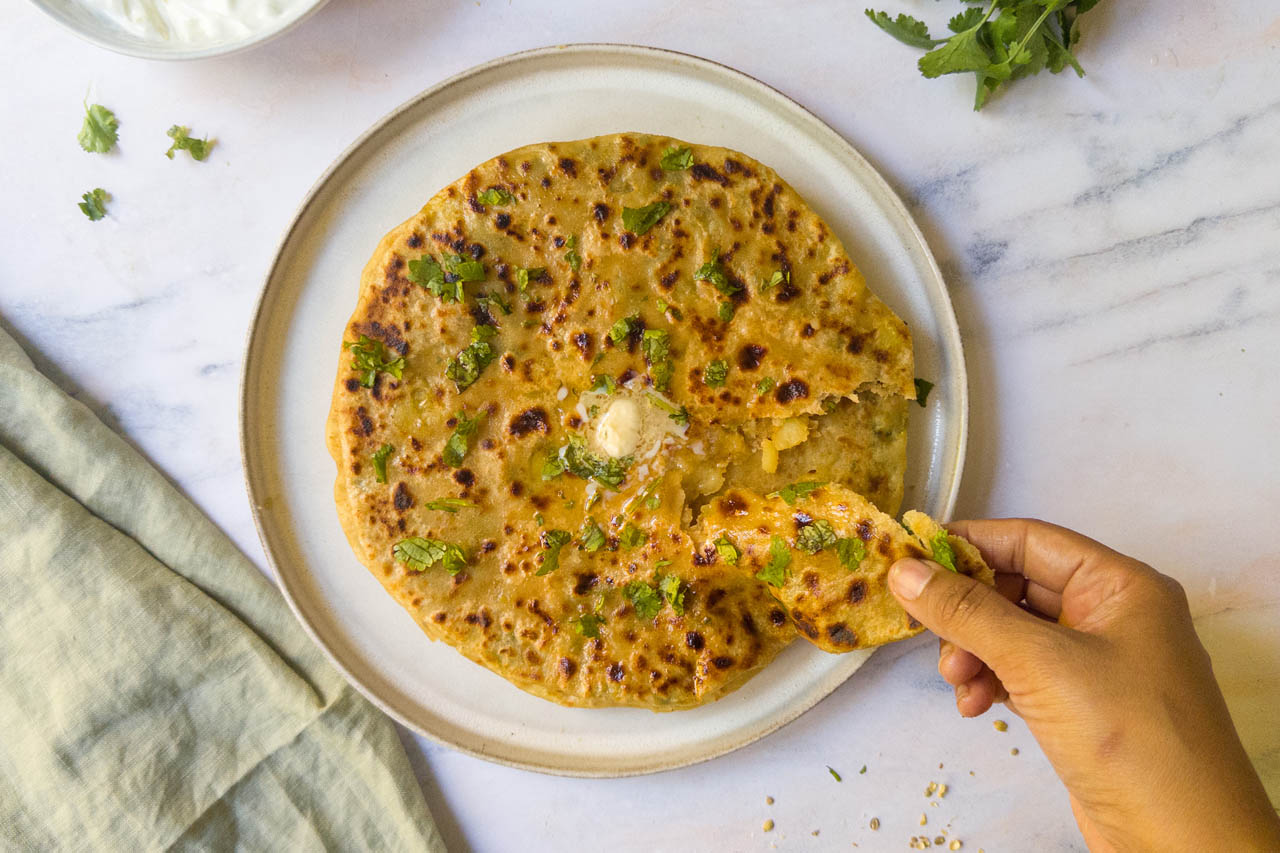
864;9;939;49
756;377;776;395
797;519;838;554
579;518;607;552
445;326;497;391
931;530;958;573
408;256;459;302
444;253;485;282
569;612;604;638
704;359;729;388
835;537;868;571
718;301;735;322
621;201;672;236
660;146;694;171
372;443;394;483
516;266;544;296
755;535;792;587
394;537;466;575
761;269;788;292
344;335;405;388
625;581;663;619
555;435;632;488
536;529;573;575
608;313;640;345
915;377;935;407
563;235;582;271
619;523;647;549
949;6;987;33
646;392;688;426
641;328;673;391
694;249;740;296
424;497;477;512
658;574;685;615
442;410;483;468
165;125;212;161
477;187;513;206
770;481;826;506
589;374;617;395
919;26;993;79
475;291;512;317
78;104;119;154
714;534;739;565
78;188;110;221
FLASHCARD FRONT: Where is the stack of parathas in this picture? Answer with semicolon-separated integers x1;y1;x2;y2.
327;133;990;711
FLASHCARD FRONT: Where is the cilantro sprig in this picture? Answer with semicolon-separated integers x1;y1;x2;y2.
394;537;466;575
756;535;792;587
344;335;405;388
78;103;119;153
78;188;110;221
866;1;1098;110
165;125;213;161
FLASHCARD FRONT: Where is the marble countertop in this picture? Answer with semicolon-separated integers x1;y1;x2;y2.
3;1;1277;849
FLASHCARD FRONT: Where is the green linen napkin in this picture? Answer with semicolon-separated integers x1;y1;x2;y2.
0;325;445;852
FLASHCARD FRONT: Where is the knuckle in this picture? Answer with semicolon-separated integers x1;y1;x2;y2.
932;578;992;628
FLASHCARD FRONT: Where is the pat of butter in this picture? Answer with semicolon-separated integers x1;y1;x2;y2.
596;399;641;458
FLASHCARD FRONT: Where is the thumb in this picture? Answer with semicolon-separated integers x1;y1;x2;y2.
889;557;1049;672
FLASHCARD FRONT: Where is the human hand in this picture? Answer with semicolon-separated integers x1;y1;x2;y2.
887;519;1280;852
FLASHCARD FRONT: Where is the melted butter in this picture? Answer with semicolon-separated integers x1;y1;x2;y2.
596;399;640;457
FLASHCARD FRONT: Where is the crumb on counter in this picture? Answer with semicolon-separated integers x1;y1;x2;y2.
762;818;774;832
869;817;880;831
766;795;774;805
993;719;1008;732
1011;747;1020;756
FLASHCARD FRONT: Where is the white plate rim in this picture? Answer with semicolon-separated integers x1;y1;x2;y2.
239;43;968;777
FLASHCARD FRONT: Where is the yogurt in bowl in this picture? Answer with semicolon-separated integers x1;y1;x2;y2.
30;0;329;59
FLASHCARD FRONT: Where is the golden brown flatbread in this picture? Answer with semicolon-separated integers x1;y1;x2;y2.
326;133;919;709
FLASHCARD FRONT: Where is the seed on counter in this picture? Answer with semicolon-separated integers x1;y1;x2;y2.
766;796;775;805
811;830;820;836
869;817;880;831
1011;747;1020;756
993;719;1008;732
763;819;775;832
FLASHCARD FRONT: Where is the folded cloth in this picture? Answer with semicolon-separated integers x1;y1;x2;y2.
0;325;445;852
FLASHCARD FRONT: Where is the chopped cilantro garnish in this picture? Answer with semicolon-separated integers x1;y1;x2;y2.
621;201;672;236
371;443;394;483
658;574;685;615
704;359;729;388
393;537;466;575
344;335;405;388
756;377;776;395
407;256;458;300
860;765;867;775
797;519;838;554
569;612;604;638
516;266;544;296
563;235;582;271
718;301;735;323
769;481;826;505
445;326;498;391
78;103;119;153
444;253;485;282
821;397;840;414
645;392;688;426
589;374;617;395
625;581;663;619
165;125;212;161
78;188;110;221
534;512;545;526
835;537;868;571
641;328;673;391
755;535;792;587
714;534;739;565
477;187;513;206
660;146;694;171
646;492;662;510
694;249;741;296
761;269;789;292
442;410;483;468
424;497;477;512
578;518;607;552
619;523;647;549
915;378;935;407
608;313;639;344
476;291;512;316
828;766;843;782
555;435;632;488
536;529;573;575
931;530;957;573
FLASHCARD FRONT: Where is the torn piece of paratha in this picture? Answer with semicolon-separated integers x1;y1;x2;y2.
696;484;993;654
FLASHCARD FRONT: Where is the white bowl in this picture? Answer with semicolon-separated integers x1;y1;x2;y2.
28;0;330;60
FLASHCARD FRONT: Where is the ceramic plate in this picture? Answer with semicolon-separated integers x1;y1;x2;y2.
241;44;966;777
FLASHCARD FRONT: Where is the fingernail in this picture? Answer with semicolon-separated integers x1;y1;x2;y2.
956;682;970;702
889;558;936;601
